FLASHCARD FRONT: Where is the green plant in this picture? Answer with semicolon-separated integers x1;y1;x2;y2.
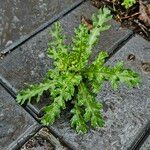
122;0;136;9
17;7;140;133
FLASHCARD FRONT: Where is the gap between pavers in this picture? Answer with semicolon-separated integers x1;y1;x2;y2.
130;121;150;150
20;127;68;150
0;0;84;54
140;135;150;150
0;1;139;150
0;85;40;150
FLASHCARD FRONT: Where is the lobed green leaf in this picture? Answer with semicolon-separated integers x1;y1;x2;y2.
16;7;140;134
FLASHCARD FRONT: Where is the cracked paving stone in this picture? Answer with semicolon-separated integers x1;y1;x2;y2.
0;0;83;51
140;136;150;150
0;85;39;150
21;127;67;150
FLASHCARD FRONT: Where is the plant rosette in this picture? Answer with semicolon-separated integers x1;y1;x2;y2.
17;7;140;134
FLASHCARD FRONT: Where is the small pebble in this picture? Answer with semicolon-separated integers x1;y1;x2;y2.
127;54;136;61
5;40;13;47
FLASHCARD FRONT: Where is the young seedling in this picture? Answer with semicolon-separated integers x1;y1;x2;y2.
122;0;137;9
17;7;140;133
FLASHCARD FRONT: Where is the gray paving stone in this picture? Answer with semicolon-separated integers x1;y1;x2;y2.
0;2;136;149
0;1;132;110
47;35;150;150
140;136;150;150
0;85;38;150
0;0;83;51
21;127;67;150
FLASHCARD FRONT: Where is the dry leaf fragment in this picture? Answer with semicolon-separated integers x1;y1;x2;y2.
139;0;150;26
81;16;93;31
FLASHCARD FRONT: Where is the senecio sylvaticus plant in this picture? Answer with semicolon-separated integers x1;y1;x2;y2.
17;8;140;133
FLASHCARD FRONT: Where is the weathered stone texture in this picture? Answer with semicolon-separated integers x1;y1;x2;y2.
0;86;37;149
0;0;82;51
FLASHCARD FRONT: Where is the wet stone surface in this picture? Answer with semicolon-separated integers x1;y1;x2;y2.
0;85;38;150
0;0;81;51
0;1;132;110
140;136;150;150
21;127;67;150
